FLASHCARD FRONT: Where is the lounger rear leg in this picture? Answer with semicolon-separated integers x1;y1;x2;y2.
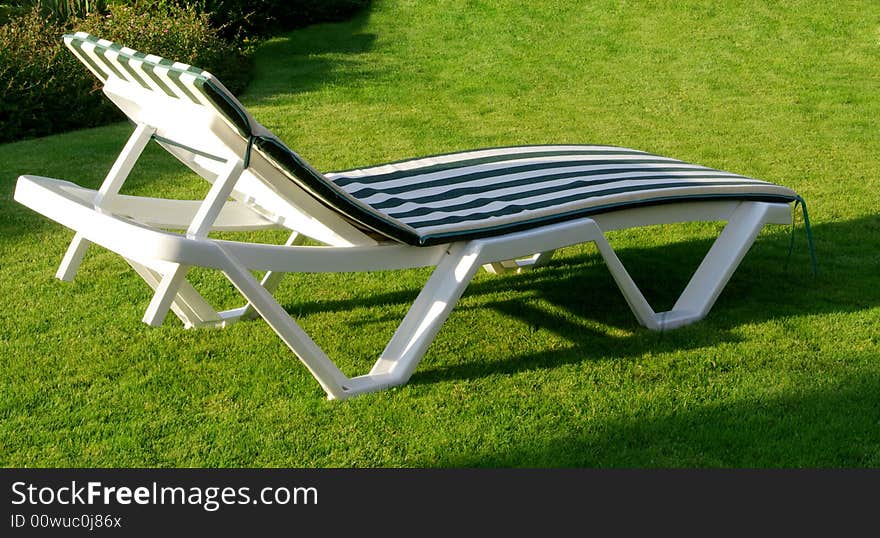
221;231;307;323
55;123;156;281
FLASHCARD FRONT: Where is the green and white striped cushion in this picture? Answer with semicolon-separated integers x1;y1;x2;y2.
65;33;799;247
324;145;799;244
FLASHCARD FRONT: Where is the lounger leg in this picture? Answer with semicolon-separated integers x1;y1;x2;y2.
661;201;788;329
594;201;788;330
358;241;484;391
592;235;661;328
127;259;222;328
142;264;190;327
215;240;484;399
219;232;306;323
216;245;351;399
56;233;91;281
55;123;155;281
139;158;244;327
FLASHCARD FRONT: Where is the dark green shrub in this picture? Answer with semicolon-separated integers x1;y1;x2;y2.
26;0;107;22
76;4;251;92
0;4;28;25
0;0;368;142
0;9;104;142
168;0;371;41
0;4;249;143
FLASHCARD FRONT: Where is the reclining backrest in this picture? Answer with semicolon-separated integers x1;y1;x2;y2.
65;33;261;172
63;32;422;245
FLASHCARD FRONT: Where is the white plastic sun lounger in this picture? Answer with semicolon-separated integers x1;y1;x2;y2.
14;33;811;399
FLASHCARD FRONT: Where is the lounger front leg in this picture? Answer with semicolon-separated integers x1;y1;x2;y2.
215;245;352;399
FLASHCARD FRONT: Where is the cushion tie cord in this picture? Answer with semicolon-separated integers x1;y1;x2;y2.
243;133;257;169
786;195;818;276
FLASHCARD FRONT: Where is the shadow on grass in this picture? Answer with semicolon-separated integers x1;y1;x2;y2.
437;369;880;467
276;214;880;384
241;9;377;105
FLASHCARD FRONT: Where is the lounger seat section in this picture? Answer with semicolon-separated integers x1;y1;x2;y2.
325;145;800;245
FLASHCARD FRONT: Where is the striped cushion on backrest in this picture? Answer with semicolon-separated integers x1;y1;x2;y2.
63;32;422;243
65;33;799;247
64;32;254;136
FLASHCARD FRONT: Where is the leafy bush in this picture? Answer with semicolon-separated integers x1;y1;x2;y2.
0;4;249;143
0;0;369;142
28;0;107;21
0;9;100;142
170;0;371;41
76;4;251;91
0;4;26;25
0;0;105;25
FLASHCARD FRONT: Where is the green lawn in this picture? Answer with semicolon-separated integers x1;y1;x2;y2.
1;0;879;467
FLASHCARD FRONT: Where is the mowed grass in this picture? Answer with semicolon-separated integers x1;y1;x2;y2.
1;0;879;467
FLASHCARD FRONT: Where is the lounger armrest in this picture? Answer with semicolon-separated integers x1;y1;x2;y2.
14;175;225;269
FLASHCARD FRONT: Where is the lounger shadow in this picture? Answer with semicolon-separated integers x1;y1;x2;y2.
14;33;811;399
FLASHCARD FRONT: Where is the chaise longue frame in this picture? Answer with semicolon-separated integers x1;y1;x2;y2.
14;34;803;399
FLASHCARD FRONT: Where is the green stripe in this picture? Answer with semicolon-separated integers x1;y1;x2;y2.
182;63;205;76
416;193;798;246
162;62;201;104
88;45;127;81
384;173;752;217
331;148;665;186
68;39;109;81
113;54;152;90
405;181;787;228
130;52;177;98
